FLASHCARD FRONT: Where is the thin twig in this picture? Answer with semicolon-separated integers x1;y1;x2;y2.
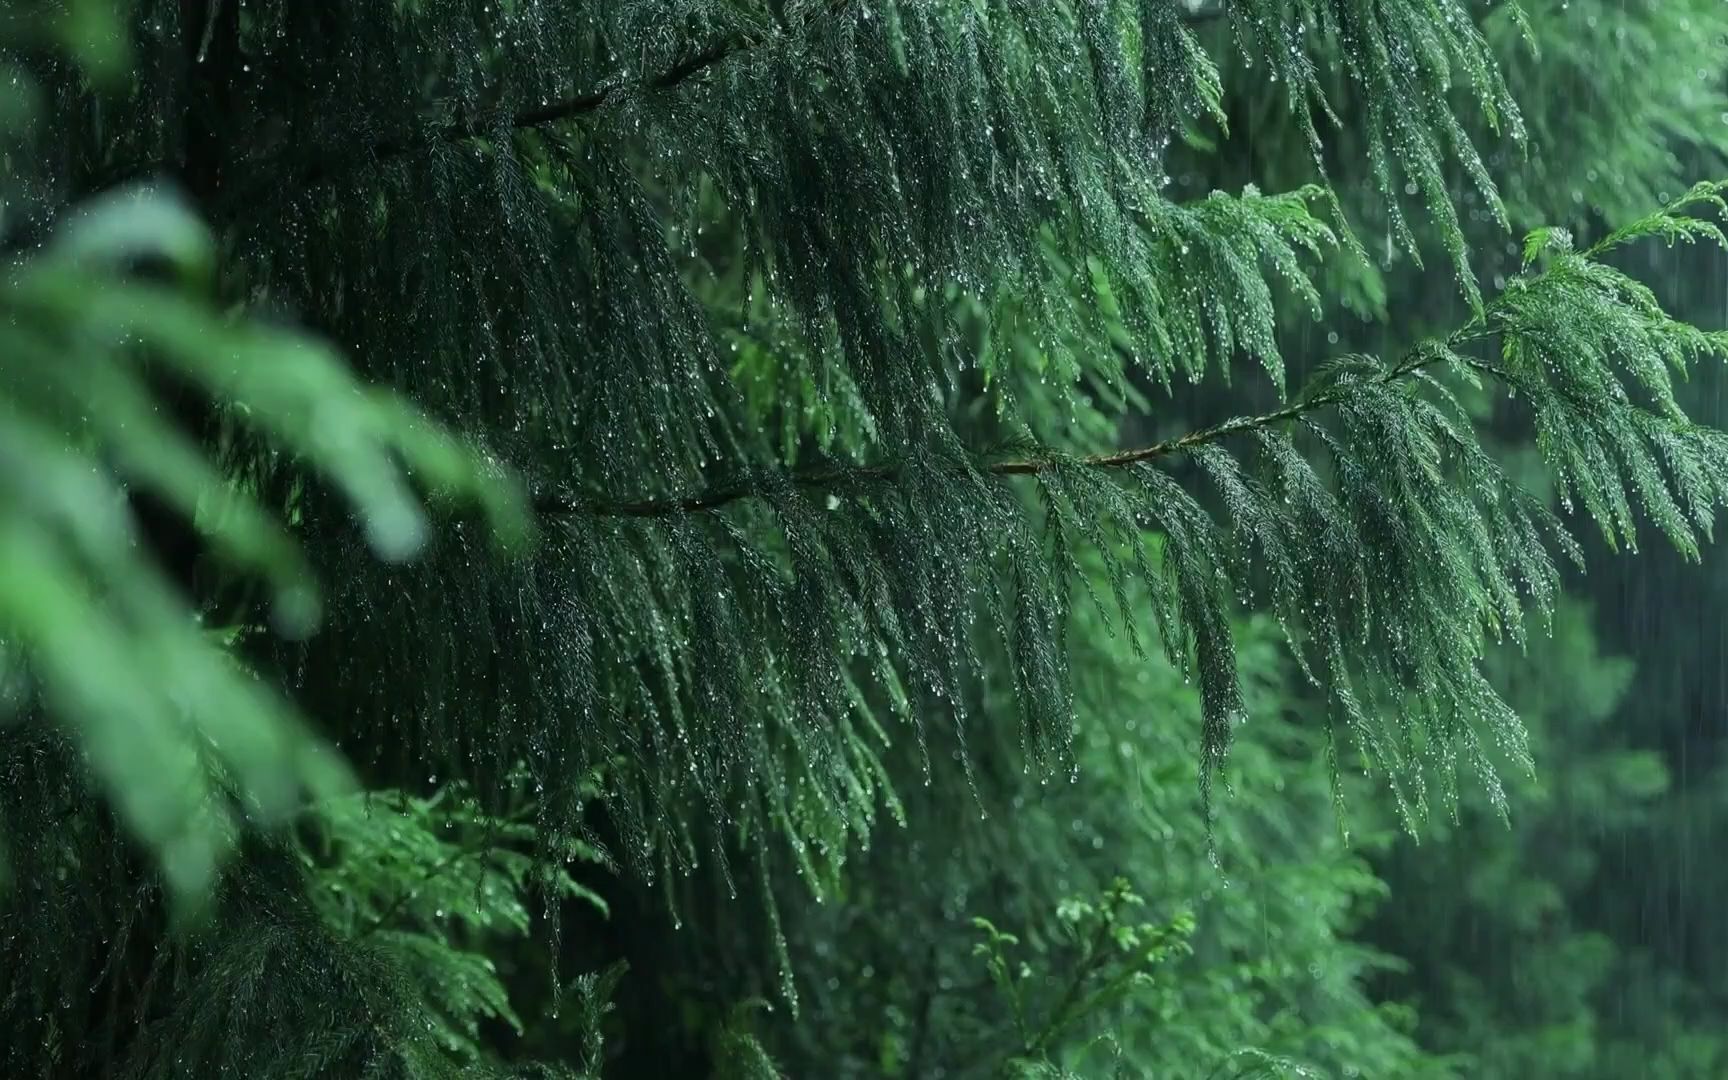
1025;894;1123;1060
359;841;489;937
903;941;939;1077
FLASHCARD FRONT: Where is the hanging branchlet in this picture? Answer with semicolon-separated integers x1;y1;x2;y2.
1221;0;1525;303
492;184;1728;838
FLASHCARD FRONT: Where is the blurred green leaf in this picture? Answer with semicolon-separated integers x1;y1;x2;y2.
0;30;529;907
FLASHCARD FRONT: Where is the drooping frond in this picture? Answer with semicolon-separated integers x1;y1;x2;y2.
1503;192;1728;557
1222;0;1525;301
1482;0;1728;229
0;723;607;1077
462;185;1728;840
210;0;1721;879
162;0;1354;882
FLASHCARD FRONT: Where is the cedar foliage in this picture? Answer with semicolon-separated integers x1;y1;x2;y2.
3;0;1728;1075
1207;3;1728;1073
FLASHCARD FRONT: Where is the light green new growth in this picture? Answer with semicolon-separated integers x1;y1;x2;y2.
111;781;604;1077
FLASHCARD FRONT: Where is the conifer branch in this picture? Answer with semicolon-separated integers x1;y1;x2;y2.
560;176;1728;524
85;1;852;200
459;36;742;139
303;0;857;187
579;171;1728;530
390;0;1222;160
117;0;1229;205
538;330;1483;520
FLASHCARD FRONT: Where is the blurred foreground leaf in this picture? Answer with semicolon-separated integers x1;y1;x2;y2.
1;32;527;903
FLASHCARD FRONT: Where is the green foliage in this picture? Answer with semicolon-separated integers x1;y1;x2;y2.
296;781;609;1064
1364;599;1728;1078
10;0;1728;1075
986;185;1728;833
564;961;629;1079
755;605;1447;1078
0;765;607;1077
972;878;1197;1074
1191;0;1728;324
1;192;527;900
709;1002;783;1080
47;0;1649;896
1502;187;1728;557
125;785;603;1078
193;0;1361;890
1223;0;1522;303
1484;0;1728;231
1194;5;1728;1075
0;11;527;903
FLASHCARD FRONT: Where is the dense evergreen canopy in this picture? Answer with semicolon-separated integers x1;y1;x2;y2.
5;0;1728;1076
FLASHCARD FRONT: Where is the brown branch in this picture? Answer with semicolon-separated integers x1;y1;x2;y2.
309;0;856;186
534;318;1505;521
536;405;1319;518
122;0;1231;202
183;3;854;209
456;36;742;142
537;373;1404;519
465;0;866;136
